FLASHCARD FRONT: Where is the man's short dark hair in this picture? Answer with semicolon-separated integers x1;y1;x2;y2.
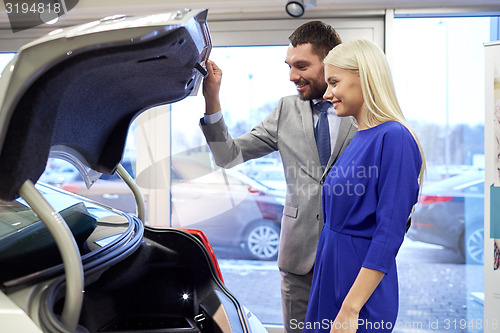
288;21;342;60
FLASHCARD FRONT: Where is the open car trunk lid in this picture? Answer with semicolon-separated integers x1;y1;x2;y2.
0;8;211;201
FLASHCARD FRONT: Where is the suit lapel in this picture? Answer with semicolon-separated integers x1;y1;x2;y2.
301;100;322;168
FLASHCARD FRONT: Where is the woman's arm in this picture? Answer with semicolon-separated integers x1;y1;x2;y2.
330;267;384;333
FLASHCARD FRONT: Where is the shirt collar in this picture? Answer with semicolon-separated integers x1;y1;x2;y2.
311;99;336;115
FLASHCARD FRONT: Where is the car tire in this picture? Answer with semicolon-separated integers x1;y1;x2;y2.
244;221;280;261
462;223;484;265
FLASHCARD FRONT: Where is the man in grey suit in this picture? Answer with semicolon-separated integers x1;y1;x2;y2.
200;21;357;332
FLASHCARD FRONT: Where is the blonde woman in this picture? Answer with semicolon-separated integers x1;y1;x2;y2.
304;39;425;333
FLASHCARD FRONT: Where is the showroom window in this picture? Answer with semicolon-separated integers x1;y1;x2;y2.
0;53;15;71
169;46;295;324
391;16;491;332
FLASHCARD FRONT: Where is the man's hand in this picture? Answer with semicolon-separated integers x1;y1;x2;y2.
202;60;223;115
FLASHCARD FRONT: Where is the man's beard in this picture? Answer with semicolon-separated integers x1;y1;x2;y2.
298;82;327;101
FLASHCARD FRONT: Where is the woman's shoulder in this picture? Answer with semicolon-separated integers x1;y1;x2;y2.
377;122;421;157
376;120;405;130
362;122;417;149
373;121;412;138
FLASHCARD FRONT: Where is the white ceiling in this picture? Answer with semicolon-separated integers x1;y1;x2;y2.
68;0;500;13
0;0;499;36
2;0;500;24
66;0;500;19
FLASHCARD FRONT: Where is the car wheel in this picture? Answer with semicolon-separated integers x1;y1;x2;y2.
463;225;484;265
244;221;280;260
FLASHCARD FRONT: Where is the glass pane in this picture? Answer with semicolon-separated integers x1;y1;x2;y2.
170;46;294;325
171;46;295;157
393;17;490;332
0;53;16;72
38;157;137;214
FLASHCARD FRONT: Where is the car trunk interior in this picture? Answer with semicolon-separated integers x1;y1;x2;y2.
47;227;246;333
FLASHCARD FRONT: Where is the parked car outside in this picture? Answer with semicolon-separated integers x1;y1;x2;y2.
42;158;139;213
41;158;285;260
170;159;284;260
0;9;267;332
236;157;280;179
251;166;287;192
38;158;82;185
407;169;484;264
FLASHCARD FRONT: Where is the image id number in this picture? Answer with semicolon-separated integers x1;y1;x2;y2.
442;319;499;330
5;2;62;14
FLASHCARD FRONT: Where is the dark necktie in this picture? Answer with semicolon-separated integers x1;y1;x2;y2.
314;101;331;169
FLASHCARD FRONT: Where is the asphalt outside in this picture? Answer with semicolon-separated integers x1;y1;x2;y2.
216;237;485;333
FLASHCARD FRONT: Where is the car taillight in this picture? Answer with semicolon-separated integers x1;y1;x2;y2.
248;186;263;194
256;198;281;221
61;183;81;193
179;228;224;284
418;195;454;205
248;186;282;221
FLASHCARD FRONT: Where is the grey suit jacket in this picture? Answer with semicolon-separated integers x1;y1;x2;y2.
200;95;357;274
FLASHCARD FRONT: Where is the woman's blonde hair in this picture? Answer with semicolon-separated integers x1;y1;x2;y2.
324;39;426;186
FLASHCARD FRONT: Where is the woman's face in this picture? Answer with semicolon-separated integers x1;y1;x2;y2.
323;63;364;122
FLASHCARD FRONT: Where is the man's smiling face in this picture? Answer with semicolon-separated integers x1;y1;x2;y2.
285;43;328;101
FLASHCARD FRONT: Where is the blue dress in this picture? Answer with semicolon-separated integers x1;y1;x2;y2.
304;121;422;333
